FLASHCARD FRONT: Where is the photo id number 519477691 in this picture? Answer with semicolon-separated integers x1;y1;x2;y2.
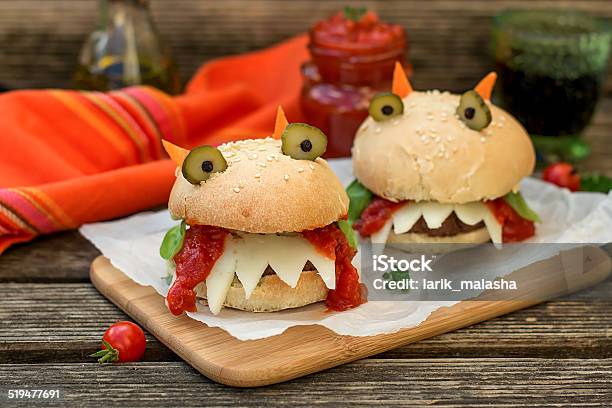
5;389;62;400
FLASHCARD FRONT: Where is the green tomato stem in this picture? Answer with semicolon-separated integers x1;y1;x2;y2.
89;339;120;364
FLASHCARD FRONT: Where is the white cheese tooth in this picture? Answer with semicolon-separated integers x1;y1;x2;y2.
306;246;336;290
454;201;488;225
234;234;269;299
205;238;237;315
393;202;422;234
234;233;341;296
482;210;503;247
421;202;454;229
266;235;309;288
371;218;393;253
443;201;502;246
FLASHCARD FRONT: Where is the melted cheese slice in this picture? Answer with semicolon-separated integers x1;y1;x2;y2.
233;233;337;298
372;201;503;246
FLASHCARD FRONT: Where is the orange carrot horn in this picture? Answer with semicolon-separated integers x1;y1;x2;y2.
162;139;189;167
272;106;289;140
392;61;413;98
474;72;497;101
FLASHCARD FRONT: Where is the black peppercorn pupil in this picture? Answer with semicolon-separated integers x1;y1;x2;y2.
201;160;214;173
300;139;313;152
464;107;476;120
381;105;394;116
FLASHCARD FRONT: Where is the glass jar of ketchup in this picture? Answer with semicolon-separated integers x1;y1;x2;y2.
301;9;408;158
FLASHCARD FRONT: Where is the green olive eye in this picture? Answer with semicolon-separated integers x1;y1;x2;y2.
369;92;404;122
281;123;327;161
182;145;227;185
456;90;492;131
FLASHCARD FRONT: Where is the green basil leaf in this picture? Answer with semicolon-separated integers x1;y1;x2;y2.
580;172;612;193
337;220;358;249
504;191;541;223
346;179;373;223
344;6;367;22
160;221;186;260
382;268;410;293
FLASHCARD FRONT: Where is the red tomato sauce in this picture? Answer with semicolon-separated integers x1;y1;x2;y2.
302;224;367;312
353;197;404;237
168;225;229;315
485;198;535;242
311;11;405;54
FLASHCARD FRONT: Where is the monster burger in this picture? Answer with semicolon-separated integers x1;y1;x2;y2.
160;108;365;315
348;64;540;251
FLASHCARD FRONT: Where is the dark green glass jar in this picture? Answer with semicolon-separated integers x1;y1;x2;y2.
491;9;611;137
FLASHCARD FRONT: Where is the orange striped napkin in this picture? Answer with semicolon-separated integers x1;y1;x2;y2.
0;35;308;254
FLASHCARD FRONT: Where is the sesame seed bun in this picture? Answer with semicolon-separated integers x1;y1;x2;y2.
168;138;348;233
196;270;328;312
352;91;535;203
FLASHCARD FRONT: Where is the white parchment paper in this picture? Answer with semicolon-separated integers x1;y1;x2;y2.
80;159;612;340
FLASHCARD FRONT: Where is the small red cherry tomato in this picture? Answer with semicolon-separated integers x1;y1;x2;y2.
542;162;580;192
90;321;146;363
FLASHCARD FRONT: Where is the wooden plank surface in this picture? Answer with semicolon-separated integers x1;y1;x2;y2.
0;231;98;283
1;275;611;365
1;0;612;94
1;359;611;407
87;246;611;387
580;98;612;176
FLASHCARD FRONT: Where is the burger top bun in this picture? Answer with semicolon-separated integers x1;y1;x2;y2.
169;138;348;233
352;90;535;204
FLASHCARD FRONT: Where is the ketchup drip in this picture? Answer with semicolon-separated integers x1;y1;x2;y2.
485;198;535;242
167;225;228;315
353;197;404;237
302;224;367;311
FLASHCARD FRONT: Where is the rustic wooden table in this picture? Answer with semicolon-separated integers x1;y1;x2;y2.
0;100;610;406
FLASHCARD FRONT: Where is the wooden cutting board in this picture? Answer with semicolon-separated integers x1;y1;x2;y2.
90;246;611;387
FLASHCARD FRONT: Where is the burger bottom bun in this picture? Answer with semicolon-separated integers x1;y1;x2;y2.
386;227;490;254
196;271;328;312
